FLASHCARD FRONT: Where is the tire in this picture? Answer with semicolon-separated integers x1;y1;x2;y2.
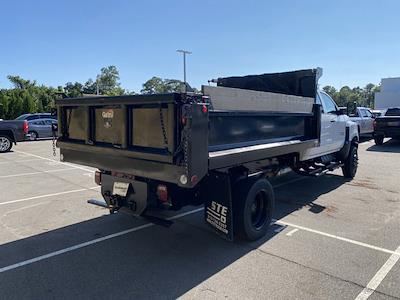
342;143;358;179
233;178;275;241
29;131;38;141
0;135;13;153
374;135;384;145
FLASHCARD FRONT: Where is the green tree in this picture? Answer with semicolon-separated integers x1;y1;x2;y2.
64;82;83;97
96;65;125;96
141;77;184;94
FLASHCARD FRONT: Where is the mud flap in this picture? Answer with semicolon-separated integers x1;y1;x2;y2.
201;172;234;241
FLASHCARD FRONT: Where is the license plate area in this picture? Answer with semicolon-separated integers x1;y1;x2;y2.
113;182;130;196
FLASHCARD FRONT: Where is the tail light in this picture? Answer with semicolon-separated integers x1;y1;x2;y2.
156;184;168;203
95;170;102;185
373;120;377;130
23;120;29;134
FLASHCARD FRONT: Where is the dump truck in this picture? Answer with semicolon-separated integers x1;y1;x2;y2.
54;68;359;241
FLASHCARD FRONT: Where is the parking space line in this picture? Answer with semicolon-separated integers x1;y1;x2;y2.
0;187;100;206
0;207;204;274
0;159;43;164
13;150;94;172
275;219;400;256
286;228;299;236
0;168;76;179
355;245;400;300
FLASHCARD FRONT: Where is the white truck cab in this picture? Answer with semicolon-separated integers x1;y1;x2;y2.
301;91;359;161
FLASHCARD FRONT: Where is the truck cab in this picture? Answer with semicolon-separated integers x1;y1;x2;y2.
348;107;375;136
301;91;358;160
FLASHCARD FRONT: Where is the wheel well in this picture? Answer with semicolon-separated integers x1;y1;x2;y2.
29;130;39;137
0;130;15;142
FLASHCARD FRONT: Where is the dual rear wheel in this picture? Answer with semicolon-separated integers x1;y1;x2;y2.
234;178;275;241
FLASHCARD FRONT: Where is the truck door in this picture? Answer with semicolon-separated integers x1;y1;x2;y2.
364;109;374;134
319;92;346;152
359;109;367;134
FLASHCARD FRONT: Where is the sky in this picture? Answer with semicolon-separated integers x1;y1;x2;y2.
1;0;399;92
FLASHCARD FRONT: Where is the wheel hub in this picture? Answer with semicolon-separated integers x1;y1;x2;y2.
0;137;11;151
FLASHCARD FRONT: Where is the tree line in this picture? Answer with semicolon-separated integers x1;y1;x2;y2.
0;65;380;119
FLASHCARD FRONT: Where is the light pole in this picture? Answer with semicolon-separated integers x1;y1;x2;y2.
176;49;192;92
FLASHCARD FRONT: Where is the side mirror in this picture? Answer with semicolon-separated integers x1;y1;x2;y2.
338;107;347;115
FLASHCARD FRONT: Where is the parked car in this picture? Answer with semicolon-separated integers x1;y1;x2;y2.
373;107;400;145
27;118;58;140
371;109;384;118
0;119;29;152
15;113;57;121
348;107;375;136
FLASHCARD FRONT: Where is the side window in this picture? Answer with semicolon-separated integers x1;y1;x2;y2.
320;92;337;114
33;120;45;125
365;110;373;118
27;115;38;121
360;109;368;117
316;93;324;113
44;120;53;125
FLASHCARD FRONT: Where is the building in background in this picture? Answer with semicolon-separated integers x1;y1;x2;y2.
374;77;400;109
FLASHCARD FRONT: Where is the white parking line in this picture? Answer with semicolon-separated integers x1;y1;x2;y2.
286;228;299;236
0;207;204;274
0;187;100;206
0;168;76;179
355;245;400;300
13;150;94;172
275;220;400;256
0;159;43;164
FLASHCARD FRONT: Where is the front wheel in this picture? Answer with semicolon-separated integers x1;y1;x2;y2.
233;178;274;241
342;143;358;179
0;135;13;153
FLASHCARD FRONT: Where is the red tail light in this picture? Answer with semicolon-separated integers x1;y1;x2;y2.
23;120;29;134
95;171;102;185
373;120;377;130
156;184;168;203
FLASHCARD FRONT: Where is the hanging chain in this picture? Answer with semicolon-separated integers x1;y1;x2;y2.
52;124;57;157
159;107;169;149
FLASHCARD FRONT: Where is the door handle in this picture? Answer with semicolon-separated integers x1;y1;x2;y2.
330;120;336;122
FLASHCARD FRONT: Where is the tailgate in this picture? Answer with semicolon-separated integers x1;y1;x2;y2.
56;94;179;164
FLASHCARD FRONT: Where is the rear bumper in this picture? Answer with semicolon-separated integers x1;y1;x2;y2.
375;129;400;138
58;143;188;187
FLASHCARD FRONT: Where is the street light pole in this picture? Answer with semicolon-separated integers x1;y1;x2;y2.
176;49;192;92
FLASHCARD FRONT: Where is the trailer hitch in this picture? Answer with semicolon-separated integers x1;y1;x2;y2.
87;199;173;228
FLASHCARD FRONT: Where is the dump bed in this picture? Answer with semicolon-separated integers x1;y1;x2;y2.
56;69;321;188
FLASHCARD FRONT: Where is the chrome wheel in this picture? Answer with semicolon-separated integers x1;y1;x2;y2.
0;136;11;152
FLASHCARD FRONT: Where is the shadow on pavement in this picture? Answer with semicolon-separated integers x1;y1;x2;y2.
0;174;348;299
367;139;400;153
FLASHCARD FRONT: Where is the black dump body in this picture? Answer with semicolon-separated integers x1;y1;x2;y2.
217;69;318;98
56;69;321;188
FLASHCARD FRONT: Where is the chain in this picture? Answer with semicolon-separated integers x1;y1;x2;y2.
182;128;190;177
159;107;169;149
52;126;57;157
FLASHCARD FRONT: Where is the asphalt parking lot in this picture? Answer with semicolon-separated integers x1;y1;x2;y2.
0;139;399;300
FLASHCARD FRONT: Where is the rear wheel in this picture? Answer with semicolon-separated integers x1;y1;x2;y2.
342;143;358;179
234;178;274;241
0;135;12;153
374;135;384;145
29;131;38;141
